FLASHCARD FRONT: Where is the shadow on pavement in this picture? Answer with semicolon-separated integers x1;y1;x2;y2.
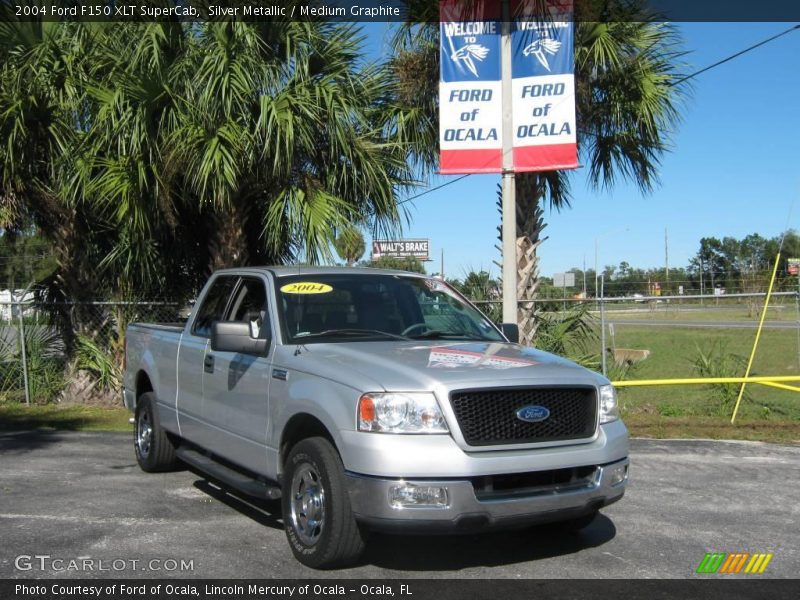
0;429;74;454
360;514;617;570
187;463;617;571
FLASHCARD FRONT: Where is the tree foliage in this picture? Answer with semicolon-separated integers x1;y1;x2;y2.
333;226;366;266
365;256;427;274
687;231;800;294
0;17;414;303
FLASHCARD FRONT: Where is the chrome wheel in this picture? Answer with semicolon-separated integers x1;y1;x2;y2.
290;464;326;546
282;437;366;568
136;409;153;459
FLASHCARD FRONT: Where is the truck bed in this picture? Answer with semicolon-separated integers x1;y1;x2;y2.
123;322;186;413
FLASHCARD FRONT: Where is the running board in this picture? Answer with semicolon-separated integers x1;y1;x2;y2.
177;446;281;500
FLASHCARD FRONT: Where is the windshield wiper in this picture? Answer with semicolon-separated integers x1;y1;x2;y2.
295;328;411;341
409;330;487;340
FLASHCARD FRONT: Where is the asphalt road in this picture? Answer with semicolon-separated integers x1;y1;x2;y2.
0;431;797;579
607;319;799;329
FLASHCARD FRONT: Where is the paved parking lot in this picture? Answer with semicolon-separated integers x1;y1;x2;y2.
0;430;797;578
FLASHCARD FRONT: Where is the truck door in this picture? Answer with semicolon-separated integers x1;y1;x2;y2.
201;275;273;474
177;274;238;447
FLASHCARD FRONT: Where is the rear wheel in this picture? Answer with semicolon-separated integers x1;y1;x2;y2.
282;437;366;569
134;392;178;472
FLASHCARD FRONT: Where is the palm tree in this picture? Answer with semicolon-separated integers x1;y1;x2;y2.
334;226;366;266
2;17;415;302
166;21;413;270
0;19;98;302
392;3;686;345
80;22;195;296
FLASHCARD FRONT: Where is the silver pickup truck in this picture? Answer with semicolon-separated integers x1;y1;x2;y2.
124;267;628;568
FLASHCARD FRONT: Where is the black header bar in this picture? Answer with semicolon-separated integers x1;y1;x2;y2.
3;0;800;22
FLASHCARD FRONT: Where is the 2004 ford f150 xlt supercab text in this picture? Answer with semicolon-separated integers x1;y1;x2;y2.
124;267;629;568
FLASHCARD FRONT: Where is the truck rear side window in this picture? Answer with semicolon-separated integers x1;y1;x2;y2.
192;276;237;337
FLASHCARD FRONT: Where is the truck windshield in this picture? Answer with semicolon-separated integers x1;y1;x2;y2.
276;274;505;344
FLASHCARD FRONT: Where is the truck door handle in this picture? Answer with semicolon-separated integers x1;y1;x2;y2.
204;354;215;373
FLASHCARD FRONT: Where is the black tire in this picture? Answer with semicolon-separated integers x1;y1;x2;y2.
134;392;179;473
551;510;599;532
282;437;366;569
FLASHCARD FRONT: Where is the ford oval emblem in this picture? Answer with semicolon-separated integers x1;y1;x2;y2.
516;405;550;423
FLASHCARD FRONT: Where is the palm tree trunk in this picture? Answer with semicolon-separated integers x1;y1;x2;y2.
208;201;250;271
498;174;547;347
30;190;98;351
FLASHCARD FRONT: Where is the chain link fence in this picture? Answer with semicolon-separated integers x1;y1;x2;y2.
474;290;800;371
0;301;183;405
3;292;799;419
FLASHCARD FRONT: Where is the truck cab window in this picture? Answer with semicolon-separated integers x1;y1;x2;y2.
192;276;237;337
228;278;269;339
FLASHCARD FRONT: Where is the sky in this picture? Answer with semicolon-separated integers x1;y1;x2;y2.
356;22;800;281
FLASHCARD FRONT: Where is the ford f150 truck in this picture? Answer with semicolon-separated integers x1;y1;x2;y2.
124;267;628;568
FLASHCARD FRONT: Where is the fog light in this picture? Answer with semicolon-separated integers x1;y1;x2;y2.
608;464;629;486
389;484;449;508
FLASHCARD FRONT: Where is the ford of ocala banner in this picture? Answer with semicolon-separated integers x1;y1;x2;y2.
511;0;578;171
438;0;577;174
439;0;503;174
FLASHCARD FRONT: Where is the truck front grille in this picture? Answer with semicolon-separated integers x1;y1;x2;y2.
449;386;597;446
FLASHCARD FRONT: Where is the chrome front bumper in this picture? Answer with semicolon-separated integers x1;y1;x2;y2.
346;458;628;533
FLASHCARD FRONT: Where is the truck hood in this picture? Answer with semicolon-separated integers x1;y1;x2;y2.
279;340;604;392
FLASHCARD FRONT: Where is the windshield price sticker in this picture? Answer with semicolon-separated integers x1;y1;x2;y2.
280;282;333;294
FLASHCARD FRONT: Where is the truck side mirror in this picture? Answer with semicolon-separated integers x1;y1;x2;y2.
211;321;268;355
500;323;519;344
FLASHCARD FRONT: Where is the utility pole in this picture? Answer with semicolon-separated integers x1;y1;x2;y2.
500;0;517;325
600;274;607;376
665;227;669;289
700;255;705;306
594;237;598;299
582;254;587;298
440;248;444;280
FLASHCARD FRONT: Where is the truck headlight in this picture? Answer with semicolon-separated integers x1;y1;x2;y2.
358;392;448;433
599;384;619;424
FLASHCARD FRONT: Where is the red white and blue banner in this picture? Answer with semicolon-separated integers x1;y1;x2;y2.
439;0;503;174
511;0;578;171
438;0;578;174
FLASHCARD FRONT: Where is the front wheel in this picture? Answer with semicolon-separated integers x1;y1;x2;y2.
134;392;178;473
282;437;366;569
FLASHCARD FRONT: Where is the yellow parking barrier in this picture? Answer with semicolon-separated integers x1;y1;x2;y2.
731;252;782;424
756;381;800;393
612;375;800;388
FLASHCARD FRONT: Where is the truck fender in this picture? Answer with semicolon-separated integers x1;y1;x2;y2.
274;378;358;476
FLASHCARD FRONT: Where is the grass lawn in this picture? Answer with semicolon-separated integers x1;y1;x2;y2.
601;323;800;445
608;324;800;420
624;414;800;444
0;403;132;432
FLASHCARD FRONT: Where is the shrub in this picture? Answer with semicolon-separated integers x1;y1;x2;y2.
691;340;750;415
0;325;65;404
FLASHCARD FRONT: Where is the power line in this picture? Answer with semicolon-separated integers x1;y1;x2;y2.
397;174;470;206
395;24;800;207
671;24;800;87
